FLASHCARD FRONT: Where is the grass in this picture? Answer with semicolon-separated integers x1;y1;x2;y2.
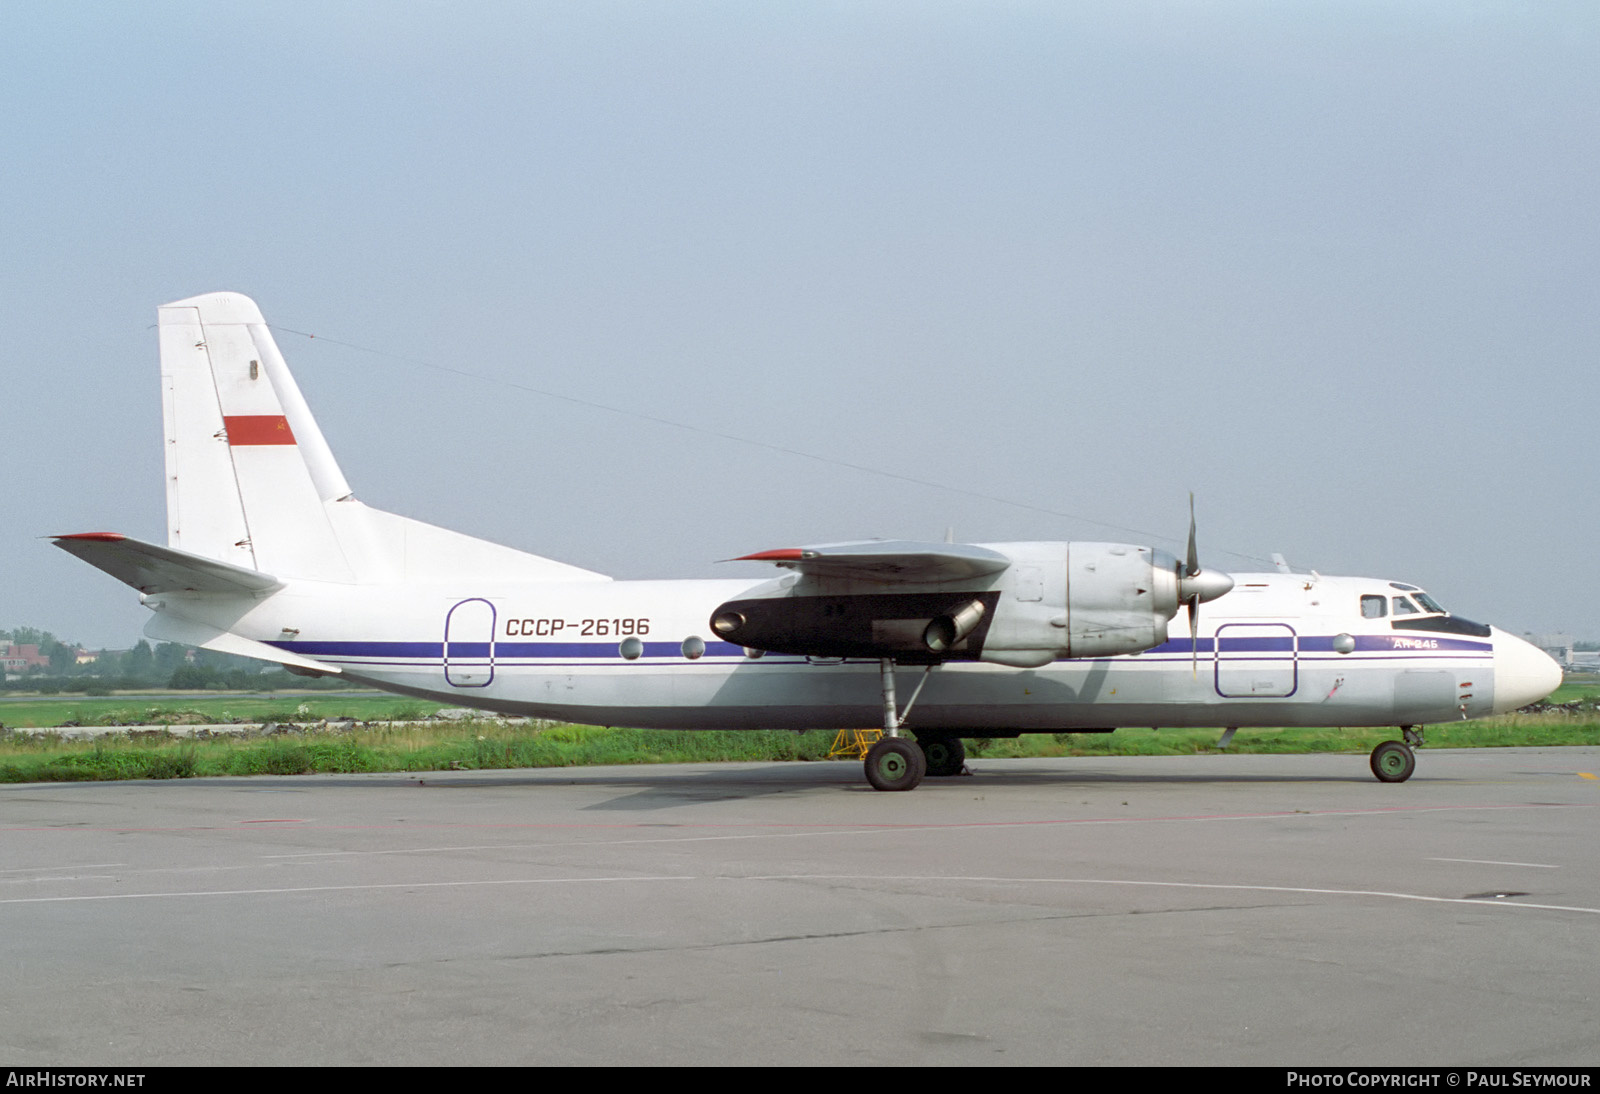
972;717;1600;759
1545;674;1600;704
0;693;443;729
0;723;845;783
0;684;1595;784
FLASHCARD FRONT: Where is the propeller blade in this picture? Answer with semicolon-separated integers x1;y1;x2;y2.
1186;493;1199;577
1178;495;1232;675
1189;594;1199;677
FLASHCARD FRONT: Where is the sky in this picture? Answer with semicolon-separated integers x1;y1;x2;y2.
2;2;1596;649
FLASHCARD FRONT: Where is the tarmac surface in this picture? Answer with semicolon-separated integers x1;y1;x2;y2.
2;747;1597;1066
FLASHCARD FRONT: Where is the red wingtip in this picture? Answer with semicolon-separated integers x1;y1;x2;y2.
53;532;127;541
732;548;806;562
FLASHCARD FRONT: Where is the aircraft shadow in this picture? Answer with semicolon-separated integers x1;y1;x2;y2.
5;761;1385;809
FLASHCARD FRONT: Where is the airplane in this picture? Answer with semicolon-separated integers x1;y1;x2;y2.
54;292;1562;791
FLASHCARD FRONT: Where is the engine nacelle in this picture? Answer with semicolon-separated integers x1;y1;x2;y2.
711;540;1217;666
974;542;1182;666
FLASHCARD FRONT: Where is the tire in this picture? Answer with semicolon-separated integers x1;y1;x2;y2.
865;736;927;791
917;736;966;778
1370;740;1416;783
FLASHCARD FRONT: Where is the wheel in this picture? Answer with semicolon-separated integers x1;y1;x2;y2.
917;736;966;777
1370;740;1415;783
864;736;927;791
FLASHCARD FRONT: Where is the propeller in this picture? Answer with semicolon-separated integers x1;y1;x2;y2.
1178;494;1235;676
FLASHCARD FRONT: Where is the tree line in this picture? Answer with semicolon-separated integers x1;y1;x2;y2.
1;627;350;692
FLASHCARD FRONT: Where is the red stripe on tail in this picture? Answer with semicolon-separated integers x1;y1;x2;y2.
224;415;297;446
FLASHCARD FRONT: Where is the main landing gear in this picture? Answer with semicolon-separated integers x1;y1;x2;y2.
1369;726;1424;783
916;735;967;778
863;734;966;790
864;736;925;791
864;658;955;792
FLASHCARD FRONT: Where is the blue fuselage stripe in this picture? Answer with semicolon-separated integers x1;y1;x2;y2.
269;639;748;660
268;634;1492;664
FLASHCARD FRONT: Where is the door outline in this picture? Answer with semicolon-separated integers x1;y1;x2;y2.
1213;622;1298;698
444;598;496;688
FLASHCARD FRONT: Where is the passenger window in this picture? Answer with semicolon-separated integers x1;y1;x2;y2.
1361;595;1386;619
1391;596;1419;616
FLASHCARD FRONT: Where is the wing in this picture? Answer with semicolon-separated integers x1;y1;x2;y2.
716;540;1013;661
730;540;1011;583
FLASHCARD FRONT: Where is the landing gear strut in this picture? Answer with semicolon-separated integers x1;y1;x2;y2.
864;659;938;791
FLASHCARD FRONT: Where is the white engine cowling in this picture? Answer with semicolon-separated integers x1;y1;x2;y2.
708;540;1227;666
977;542;1185;666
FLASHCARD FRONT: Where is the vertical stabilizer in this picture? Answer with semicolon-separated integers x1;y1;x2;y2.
159;292;356;581
156;292;611;586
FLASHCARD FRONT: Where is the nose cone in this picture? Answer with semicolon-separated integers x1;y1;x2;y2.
1491;628;1562;714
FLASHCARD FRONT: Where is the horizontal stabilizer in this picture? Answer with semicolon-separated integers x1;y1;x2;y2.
52;533;284;596
729;540;1011;583
143;612;341;675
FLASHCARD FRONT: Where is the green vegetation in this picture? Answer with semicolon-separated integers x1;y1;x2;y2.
0;686;1594;784
0;693;441;729
1005;717;1600;758
1546;674;1600;704
3;625;362;693
0;723;844;783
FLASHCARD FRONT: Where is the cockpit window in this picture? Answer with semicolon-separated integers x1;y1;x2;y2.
1413;591;1446;614
1361;595;1386;619
1391;596;1420;616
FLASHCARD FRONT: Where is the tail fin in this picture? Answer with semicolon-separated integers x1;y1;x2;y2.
158;292;608;585
159;292;356;580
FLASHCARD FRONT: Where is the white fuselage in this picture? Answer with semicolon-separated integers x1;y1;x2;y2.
157;569;1558;733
